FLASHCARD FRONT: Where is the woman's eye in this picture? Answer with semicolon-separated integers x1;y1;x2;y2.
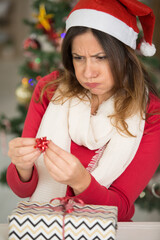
72;56;83;61
97;56;107;60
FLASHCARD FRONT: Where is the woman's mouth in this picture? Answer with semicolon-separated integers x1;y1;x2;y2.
85;83;100;88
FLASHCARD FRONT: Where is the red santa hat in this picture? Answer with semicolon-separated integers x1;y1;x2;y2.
66;0;156;57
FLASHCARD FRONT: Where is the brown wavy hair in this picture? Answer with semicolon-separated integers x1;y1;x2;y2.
41;27;159;136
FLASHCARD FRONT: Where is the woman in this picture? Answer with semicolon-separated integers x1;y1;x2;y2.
7;0;160;221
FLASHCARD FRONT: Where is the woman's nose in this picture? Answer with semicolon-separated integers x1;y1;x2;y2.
83;60;98;79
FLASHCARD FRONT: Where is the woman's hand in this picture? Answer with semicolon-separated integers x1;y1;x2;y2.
44;141;91;195
8;137;41;182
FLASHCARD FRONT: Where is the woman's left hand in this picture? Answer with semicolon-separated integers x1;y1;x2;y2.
44;141;91;195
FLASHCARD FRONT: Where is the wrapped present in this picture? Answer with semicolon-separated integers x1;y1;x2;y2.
8;197;118;240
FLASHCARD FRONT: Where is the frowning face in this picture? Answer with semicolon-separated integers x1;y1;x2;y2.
72;30;115;103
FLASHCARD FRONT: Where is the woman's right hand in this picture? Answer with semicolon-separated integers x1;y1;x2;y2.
8;137;41;182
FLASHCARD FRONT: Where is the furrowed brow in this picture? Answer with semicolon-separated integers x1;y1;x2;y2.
72;53;83;56
91;52;106;57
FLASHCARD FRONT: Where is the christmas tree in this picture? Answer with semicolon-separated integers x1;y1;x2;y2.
0;0;160;212
0;0;77;183
0;0;78;136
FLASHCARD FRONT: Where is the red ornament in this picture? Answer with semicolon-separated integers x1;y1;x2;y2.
34;137;49;152
47;28;59;41
23;37;41;58
28;60;40;71
36;75;42;81
23;37;41;51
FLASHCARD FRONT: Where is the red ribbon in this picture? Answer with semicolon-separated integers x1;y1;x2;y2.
49;197;84;240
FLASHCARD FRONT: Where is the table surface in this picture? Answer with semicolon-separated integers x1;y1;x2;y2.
0;222;160;240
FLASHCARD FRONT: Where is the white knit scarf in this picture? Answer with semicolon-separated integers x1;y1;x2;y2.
30;88;145;202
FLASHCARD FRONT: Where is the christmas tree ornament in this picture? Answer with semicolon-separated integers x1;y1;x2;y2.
33;4;61;47
36;75;42;81
42;18;60;47
15;78;33;105
23;36;41;58
28;57;41;71
23;37;41;51
34;4;54;31
47;28;59;42
151;182;160;199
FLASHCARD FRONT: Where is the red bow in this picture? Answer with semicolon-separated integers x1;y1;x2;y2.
50;196;84;214
34;137;49;152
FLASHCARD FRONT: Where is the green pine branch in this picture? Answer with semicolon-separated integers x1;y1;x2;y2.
0;169;7;186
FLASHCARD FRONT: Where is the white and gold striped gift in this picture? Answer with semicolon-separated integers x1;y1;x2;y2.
8;200;117;240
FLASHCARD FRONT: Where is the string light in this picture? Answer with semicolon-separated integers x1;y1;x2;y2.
28;79;34;86
61;32;66;38
35;58;41;64
22;77;29;87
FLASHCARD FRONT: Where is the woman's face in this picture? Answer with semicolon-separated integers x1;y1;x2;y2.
71;30;115;102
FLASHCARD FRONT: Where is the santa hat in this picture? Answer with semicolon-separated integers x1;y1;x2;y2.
66;0;156;57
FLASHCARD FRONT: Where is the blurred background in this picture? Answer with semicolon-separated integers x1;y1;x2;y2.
0;0;160;223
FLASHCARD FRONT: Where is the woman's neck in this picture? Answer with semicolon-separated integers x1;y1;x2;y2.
91;95;100;115
91;93;113;115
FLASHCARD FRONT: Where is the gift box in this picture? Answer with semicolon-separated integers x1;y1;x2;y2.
8;197;118;240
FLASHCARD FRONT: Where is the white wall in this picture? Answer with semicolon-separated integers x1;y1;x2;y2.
0;133;28;223
0;0;31;223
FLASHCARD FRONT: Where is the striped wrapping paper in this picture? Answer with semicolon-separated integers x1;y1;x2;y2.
8;200;118;240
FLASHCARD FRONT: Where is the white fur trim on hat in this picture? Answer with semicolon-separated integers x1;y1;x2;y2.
140;40;156;57
66;9;138;49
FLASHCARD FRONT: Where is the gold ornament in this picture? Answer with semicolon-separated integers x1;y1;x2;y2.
15;78;33;105
34;4;54;31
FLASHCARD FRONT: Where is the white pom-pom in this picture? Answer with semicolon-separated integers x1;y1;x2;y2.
140;41;156;57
